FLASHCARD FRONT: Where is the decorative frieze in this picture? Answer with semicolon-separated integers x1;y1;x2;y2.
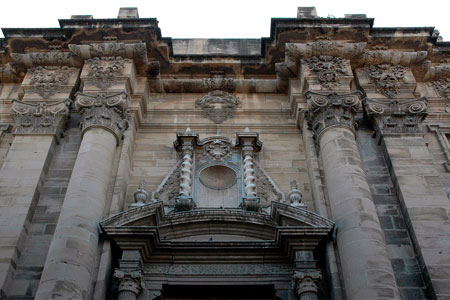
11;52;80;68
85;57;130;89
11;99;70;135
305;91;361;138
29;66;78;98
69;42;147;59
293;270;322;300
75;92;129;144
303;56;347;89
201;75;236;93
195;90;241;124
364;97;428;134
365;64;406;98
113;269;145;300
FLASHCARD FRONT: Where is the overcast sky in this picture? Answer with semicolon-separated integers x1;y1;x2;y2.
0;0;448;40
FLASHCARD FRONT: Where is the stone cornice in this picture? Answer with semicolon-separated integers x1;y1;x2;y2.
10;99;70;136
305;91;361;139
75;92;129;144
363;97;428;134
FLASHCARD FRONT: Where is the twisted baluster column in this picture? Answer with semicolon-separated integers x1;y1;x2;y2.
243;147;257;197
176;145;195;211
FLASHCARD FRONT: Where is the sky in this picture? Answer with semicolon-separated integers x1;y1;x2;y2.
0;0;448;40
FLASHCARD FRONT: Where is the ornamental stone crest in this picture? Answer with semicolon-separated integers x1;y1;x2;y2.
204;139;232;161
195;90;241;124
364;97;428;134
86;57;129;89
75;92;129;143
29;66;76;98
303;56;347;88
365;64;406;98
11;99;70;135
305;91;361;138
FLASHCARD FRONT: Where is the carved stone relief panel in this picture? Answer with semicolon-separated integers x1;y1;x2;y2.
195;90;241;124
364;64;406;98
28;66;78;98
303;56;347;89
85;57;131;89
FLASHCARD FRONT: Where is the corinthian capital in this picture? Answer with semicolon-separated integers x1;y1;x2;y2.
305;91;361;138
113;269;145;299
294;270;322;300
363;97;428;134
75;92;129;144
11;99;70;136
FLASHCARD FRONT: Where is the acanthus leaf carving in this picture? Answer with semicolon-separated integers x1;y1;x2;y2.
195;90;241;124
113;269;145;297
363;97;428;134
306;91;361;138
11;99;70;135
86;57;130;89
29;66;78;98
75;92;129;144
365;64;406;98
303;56;347;88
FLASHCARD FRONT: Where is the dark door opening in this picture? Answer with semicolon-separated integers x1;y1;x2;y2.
162;284;276;300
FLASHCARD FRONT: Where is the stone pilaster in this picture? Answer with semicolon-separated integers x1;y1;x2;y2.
0;64;78;297
306;91;400;299
357;55;450;298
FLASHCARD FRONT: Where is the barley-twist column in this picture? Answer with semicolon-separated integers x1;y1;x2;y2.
243;146;257;197
35;92;129;299
306;91;400;299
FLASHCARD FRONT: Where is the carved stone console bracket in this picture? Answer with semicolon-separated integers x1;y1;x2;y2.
305;91;361;139
195;90;241;124
11;99;70;137
113;269;145;300
75;92;129;145
363;97;428;134
294;270;322;300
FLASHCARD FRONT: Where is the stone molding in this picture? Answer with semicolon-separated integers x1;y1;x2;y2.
27;66;79;99
305;91;361;139
195;90;241;124
75;92;129;144
361;50;428;66
201;75;236;93
11;99;70;136
85;56;131;89
113;269;145;297
69;42;147;59
364;64;407;98
427;124;450;172
285;38;366;61
10;52;80;68
293;270;322;299
363;97;428;134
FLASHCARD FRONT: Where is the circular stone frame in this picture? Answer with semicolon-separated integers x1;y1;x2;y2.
199;165;237;190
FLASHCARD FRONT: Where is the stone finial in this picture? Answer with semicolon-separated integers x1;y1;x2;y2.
113;269;145;300
11;99;70;136
305;91;361;139
294;270;322;300
75;92;129;145
363;97;428;134
133;180;149;205
287;180;305;208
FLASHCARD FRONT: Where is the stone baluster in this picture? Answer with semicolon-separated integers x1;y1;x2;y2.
236;129;262;211
306;91;400;299
114;270;145;300
174;128;198;211
35;92;129;299
294;270;322;300
242;145;257;198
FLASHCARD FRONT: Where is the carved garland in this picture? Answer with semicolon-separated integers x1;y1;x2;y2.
303;55;347;88
29;66;77;98
365;64;406;98
86;57;129;89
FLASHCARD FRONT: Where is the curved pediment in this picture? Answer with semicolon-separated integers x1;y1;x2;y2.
99;201;334;261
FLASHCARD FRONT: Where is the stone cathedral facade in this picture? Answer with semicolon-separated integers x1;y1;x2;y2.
0;6;449;300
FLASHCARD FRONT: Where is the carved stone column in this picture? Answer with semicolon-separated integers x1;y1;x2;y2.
236;129;262;211
35;92;129;299
306;91;400;299
174;128;198;211
294;270;322;300
0;62;78;296
114;270;145;300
